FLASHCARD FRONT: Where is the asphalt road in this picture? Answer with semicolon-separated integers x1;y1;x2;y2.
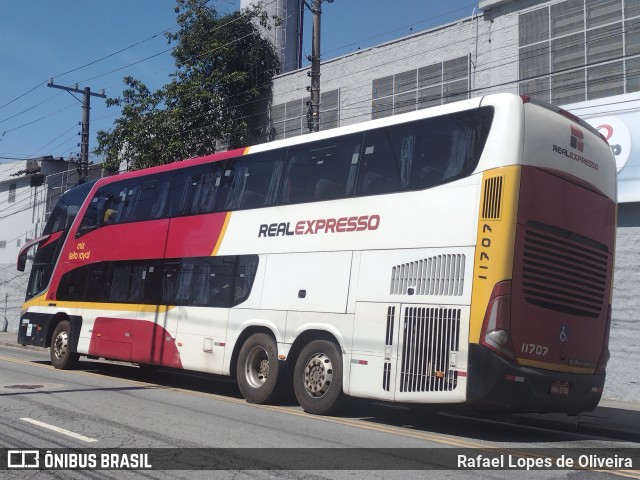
1;344;639;479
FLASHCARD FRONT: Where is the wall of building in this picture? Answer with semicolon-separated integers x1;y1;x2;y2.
607;202;640;401
241;0;302;72
271;15;496;132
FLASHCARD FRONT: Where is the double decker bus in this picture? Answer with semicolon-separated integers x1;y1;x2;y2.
17;93;616;415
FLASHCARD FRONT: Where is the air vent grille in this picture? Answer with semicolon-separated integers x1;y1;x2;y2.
390;254;465;296
482;175;503;219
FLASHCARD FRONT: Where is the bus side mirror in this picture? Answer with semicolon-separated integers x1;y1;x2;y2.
17;252;27;272
16;234;50;272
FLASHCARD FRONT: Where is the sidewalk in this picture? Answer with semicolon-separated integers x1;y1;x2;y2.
0;331;638;442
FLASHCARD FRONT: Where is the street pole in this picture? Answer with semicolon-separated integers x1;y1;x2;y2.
304;0;334;133
47;79;106;184
309;0;321;133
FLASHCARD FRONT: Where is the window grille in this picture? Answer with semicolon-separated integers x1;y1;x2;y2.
372;56;469;119
519;0;637;103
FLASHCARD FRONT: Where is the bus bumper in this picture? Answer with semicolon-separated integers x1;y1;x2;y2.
466;344;605;414
17;313;52;347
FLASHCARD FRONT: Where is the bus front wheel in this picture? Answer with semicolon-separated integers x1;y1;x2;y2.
50;320;79;370
294;340;347;415
237;333;281;404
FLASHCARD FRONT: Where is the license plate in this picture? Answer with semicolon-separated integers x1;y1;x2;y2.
550;381;570;396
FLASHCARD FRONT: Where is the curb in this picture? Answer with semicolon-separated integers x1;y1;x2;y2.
0;337;46;351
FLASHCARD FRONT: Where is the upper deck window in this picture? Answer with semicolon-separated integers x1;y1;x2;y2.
75;106;493;237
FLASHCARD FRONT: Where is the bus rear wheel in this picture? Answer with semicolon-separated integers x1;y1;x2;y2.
294;340;347;415
237;333;282;404
50;320;79;370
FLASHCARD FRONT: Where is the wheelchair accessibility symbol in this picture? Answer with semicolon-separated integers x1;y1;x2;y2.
560;326;569;343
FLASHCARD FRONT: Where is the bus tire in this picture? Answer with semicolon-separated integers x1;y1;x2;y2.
50;320;79;370
294;340;347;415
237;333;281;404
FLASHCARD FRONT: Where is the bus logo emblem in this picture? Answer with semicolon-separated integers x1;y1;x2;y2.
570;126;584;152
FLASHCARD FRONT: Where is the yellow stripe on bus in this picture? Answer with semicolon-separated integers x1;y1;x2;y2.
62;301;174;313
518;358;595;375
468;166;521;344
212;211;232;256
24;298;175;314
22;292;48;311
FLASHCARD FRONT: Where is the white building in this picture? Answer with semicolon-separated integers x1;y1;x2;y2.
240;0;304;72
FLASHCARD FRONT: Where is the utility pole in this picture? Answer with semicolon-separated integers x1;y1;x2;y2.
307;0;321;133
305;0;332;133
47;79;106;184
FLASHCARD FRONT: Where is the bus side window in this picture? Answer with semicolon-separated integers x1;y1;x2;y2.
128;264;148;303
233;255;258;306
57;265;89;301
171;164;227;217
190;172;220;214
281;133;363;204
85;264;109;302
356;128;404;196
129;175;171;221
161;263;179;305
412;118;455;188
174;261;195;306
191;257;234;307
100;193;120;226
224;152;285;210
395;112;489;190
119;185;139;223
108;264;132;303
141;263;160;305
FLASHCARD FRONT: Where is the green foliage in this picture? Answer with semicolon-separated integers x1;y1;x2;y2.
95;0;280;172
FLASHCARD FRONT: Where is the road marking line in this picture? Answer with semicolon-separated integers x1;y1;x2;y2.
20;418;98;443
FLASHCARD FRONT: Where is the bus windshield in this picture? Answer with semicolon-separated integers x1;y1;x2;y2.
43;181;96;234
21;181;96;299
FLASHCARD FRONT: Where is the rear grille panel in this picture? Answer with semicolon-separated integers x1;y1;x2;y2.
399;307;460;392
521;222;609;318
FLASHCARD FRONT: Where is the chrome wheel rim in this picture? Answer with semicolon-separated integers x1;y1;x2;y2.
245;346;270;388
53;330;69;360
302;352;333;398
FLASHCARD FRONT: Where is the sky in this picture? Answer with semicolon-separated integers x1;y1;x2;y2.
0;0;478;165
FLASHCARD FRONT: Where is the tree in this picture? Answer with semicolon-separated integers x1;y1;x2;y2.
95;0;280;172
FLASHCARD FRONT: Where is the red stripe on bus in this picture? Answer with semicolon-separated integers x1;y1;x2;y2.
165;212;230;258
89;317;182;368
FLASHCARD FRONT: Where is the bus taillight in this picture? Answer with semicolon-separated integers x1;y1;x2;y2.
480;280;515;360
